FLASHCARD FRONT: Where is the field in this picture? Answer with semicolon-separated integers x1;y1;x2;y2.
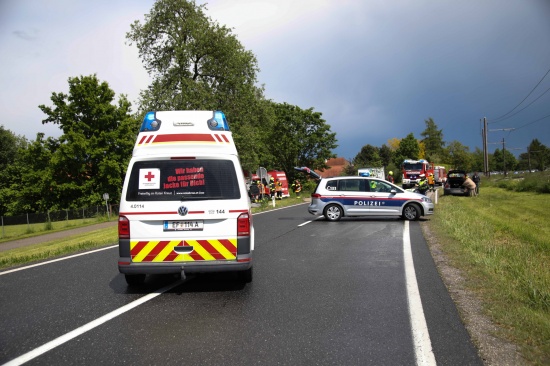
426;187;549;365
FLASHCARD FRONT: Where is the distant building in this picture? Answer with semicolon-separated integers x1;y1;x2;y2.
315;157;350;178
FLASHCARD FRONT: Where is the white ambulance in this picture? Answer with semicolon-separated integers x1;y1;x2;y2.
118;111;254;285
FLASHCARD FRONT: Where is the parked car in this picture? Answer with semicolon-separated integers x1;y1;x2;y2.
308;176;434;221
444;170;469;196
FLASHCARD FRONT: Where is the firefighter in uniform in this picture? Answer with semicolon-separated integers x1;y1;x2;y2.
275;178;283;200
292;180;302;198
387;171;394;183
269;176;276;199
258;180;266;201
427;173;435;191
249;180;260;203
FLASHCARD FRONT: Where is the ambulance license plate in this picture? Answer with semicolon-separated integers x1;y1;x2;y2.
164;220;204;231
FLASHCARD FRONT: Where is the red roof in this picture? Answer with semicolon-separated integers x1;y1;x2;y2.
315;157;350;178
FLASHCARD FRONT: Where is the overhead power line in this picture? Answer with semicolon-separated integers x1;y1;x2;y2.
491;86;550;124
512;113;550;131
489;66;550;124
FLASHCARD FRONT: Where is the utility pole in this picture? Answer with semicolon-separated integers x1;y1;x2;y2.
482;117;488;177
501;138;507;176
487;126;515;176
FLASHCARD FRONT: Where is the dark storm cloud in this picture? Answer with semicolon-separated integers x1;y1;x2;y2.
244;1;550;158
1;0;549;161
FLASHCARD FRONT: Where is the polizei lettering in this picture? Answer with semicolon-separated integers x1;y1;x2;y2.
354;200;383;206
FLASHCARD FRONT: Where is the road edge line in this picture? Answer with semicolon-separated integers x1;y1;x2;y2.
403;220;437;365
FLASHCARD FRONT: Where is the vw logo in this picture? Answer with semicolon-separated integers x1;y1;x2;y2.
178;206;188;216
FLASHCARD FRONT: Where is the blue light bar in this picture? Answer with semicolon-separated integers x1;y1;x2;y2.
207;110;230;131
140;111;161;132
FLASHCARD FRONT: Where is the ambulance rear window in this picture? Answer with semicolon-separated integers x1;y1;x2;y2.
126;159;241;201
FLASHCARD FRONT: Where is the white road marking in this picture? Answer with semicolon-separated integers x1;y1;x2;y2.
252;201;309;216
0;245;118;276
2;279;183;366
403;220;437;365
298;216;323;227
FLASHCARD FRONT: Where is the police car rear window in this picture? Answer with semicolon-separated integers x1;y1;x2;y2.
326;179;366;192
126;160;241;201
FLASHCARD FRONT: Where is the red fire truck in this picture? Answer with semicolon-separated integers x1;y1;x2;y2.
432;165;447;186
251;170;290;198
401;159;446;188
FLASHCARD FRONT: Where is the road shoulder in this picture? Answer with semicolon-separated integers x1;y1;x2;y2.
420;221;524;366
0;221;117;253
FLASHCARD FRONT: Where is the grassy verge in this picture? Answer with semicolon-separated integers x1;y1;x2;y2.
426;187;549;365
0;216;113;243
0;225;118;270
251;195;310;213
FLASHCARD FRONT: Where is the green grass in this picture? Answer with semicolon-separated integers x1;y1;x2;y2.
427;187;550;365
0;216;113;243
481;171;550;194
0;225;118;270
251;194;310;213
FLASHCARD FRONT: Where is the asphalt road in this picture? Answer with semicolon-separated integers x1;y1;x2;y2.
0;203;481;365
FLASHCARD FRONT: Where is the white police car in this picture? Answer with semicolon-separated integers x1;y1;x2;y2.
308;176;434;221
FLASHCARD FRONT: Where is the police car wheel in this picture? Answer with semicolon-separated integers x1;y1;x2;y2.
324;204;342;221
402;204;420;221
125;274;146;286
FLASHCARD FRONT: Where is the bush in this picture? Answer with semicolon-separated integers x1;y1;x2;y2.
484;172;550;194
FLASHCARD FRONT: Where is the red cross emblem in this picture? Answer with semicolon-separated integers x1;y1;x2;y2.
144;171;155;181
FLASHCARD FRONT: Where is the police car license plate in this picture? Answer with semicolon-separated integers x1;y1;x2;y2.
164;220;203;231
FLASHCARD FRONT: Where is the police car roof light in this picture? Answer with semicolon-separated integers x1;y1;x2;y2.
140;111;161;132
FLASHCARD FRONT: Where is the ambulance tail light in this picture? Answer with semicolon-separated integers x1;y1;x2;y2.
237;212;251;236
119;216;130;239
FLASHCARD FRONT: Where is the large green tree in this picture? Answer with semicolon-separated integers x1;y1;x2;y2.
267;102;337;178
393;133;420;167
127;0;267;168
420;117;445;161
0;133;57;215
39;75;137;209
445;140;473;171
378;144;393;168
127;0;258;108
471;147;485;173
0;126;25;172
353;144;382;168
519;139;548;171
492;148;518;173
0;127;31;215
